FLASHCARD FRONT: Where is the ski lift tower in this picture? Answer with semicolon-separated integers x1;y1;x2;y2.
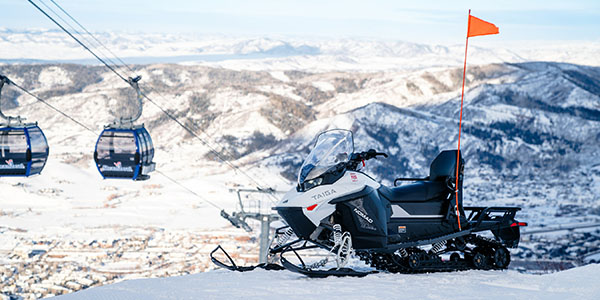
220;188;282;264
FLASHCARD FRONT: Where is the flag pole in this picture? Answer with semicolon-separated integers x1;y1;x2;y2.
455;9;471;231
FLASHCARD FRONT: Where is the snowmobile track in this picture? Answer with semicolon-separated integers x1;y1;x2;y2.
359;234;510;274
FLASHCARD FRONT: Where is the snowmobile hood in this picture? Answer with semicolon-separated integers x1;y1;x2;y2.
277;171;380;227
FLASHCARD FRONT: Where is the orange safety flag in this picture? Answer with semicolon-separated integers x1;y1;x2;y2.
454;10;499;231
467;15;499;37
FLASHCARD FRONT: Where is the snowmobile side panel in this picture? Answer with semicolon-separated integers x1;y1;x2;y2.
387;218;455;243
276;207;317;239
328;185;373;204
391;202;445;216
334;187;389;249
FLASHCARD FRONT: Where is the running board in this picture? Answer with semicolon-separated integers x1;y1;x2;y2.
383;229;474;251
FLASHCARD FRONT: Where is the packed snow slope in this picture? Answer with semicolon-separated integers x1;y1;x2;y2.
53;265;600;300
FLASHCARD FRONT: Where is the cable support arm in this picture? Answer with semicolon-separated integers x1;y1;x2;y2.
115;75;143;127
0;75;11;122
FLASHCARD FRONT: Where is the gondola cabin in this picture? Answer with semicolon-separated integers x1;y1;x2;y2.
94;125;155;180
0;124;49;177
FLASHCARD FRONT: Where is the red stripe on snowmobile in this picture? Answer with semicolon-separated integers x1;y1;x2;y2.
307;204;318;211
510;222;528;227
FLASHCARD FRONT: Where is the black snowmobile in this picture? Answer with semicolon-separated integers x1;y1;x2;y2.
212;129;526;277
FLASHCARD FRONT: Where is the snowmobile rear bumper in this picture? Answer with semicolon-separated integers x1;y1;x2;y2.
464;206;524;248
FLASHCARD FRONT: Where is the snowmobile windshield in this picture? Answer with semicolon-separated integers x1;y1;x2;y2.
298;129;354;184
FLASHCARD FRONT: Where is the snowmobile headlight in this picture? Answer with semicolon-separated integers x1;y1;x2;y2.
302;177;323;191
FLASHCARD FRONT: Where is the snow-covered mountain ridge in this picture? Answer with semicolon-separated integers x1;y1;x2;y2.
2;29;600;70
1;60;599;299
1;61;599;256
263;62;600;262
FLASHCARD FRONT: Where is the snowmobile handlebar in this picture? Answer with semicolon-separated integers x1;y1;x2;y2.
350;149;388;161
346;149;388;170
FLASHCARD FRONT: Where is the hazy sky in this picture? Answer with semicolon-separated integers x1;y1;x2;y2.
2;0;599;44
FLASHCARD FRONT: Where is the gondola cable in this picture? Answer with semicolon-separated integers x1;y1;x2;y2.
141;87;281;204
4;77;225;211
41;0;250;184
140;87;280;204
155;169;223;210
37;0;130;77
27;0;129;83
28;0;279;199
8;78;96;134
48;0;136;75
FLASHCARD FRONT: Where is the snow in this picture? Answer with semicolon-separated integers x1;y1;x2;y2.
257;84;304;102
38;66;72;88
1;36;600;298
2;29;600;71
312;81;335;91
269;71;290;82
0;162;226;235
53;265;600;300
0;156;290;241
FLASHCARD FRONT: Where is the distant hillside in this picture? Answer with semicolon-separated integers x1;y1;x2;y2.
1;61;599;264
2;29;600;69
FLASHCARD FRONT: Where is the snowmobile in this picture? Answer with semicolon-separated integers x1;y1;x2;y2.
212;129;526;277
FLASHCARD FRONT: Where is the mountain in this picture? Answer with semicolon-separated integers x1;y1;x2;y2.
2;29;600;70
2;60;599;219
1;60;599;299
261;61;600;261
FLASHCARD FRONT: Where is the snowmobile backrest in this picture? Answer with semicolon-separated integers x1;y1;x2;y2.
429;150;463;182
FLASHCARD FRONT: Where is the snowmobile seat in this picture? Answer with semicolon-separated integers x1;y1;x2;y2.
429;150;462;182
380;150;461;203
379;181;448;202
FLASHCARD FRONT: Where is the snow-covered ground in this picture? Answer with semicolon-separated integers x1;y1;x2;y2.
0;159;255;236
53;265;600;300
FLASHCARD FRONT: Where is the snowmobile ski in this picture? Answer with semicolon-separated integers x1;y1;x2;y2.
278;245;376;278
280;257;373;278
210;245;285;272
